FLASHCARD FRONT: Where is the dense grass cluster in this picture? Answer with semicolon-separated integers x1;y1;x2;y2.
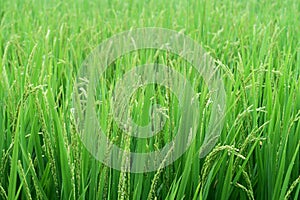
0;0;299;199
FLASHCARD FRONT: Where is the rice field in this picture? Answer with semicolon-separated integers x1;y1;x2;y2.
0;0;299;199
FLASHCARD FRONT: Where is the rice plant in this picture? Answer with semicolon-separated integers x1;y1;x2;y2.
0;0;299;199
